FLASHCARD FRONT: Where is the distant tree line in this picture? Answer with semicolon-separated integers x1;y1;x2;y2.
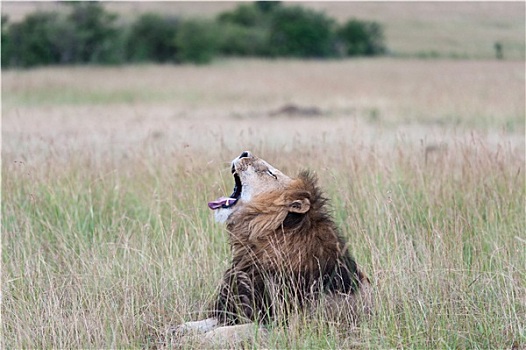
1;2;386;68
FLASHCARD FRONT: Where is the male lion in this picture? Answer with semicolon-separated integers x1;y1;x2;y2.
170;151;370;345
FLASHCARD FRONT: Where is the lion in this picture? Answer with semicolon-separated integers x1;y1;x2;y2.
169;151;370;346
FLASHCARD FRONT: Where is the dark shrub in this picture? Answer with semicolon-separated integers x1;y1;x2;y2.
3;11;69;67
1;15;10;66
216;2;275;57
337;19;386;56
175;19;220;64
2;3;122;67
217;22;269;56
1;2;387;67
126;13;179;63
66;2;121;64
267;6;337;58
255;1;281;13
218;4;262;27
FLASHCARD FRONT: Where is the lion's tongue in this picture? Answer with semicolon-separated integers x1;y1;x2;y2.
208;197;237;210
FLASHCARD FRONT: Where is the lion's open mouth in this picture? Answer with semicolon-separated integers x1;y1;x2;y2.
208;168;242;210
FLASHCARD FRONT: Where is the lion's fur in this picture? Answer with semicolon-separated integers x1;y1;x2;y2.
168;152;370;346
211;168;368;325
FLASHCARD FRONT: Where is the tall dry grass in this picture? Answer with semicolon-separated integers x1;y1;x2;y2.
2;60;525;348
2;132;524;348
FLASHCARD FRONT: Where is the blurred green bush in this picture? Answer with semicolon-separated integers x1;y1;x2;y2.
268;6;337;58
337;19;386;56
2;3;122;67
1;2;386;68
175;19;220;64
217;23;269;57
2;12;62;67
126;13;179;63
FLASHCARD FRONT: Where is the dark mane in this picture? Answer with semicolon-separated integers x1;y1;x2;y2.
210;169;367;325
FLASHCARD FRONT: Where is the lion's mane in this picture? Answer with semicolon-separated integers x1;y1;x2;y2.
210;171;367;325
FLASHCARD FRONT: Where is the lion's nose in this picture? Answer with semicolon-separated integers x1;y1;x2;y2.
239;151;251;159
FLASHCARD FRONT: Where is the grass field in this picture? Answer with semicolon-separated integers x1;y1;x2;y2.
2;58;525;348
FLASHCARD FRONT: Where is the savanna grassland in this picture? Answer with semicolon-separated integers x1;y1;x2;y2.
2;57;525;349
2;2;526;346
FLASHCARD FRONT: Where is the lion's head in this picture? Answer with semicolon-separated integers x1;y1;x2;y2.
204;152;369;327
209;151;310;225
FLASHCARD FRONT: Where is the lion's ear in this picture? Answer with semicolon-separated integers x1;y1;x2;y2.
288;197;310;214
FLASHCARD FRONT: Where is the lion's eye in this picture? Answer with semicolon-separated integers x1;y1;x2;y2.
267;169;277;179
